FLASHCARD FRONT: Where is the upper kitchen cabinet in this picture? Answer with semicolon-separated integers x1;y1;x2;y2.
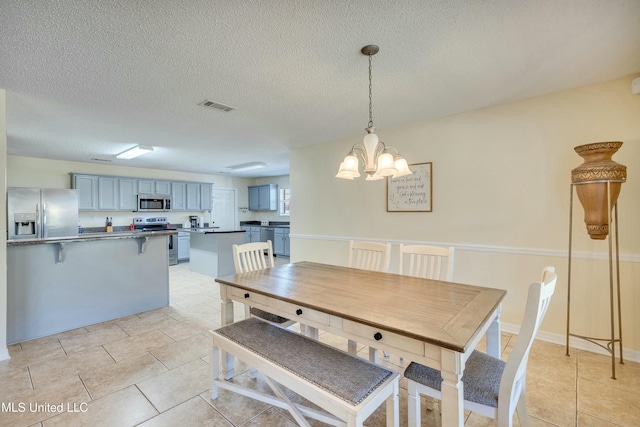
72;174;98;210
248;184;278;211
172;182;186;210
186;183;201;210
137;179;172;196
98;177;118;210
200;183;212;210
119;178;138;210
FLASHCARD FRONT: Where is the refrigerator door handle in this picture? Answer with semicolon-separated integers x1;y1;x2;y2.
36;203;42;239
41;202;46;238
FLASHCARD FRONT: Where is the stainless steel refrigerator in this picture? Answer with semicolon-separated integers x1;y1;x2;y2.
7;187;79;241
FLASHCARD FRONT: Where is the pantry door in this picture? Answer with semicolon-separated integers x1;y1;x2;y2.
212;188;237;230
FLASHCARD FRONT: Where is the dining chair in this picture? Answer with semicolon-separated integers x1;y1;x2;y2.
398;243;455;281
232;240;294;327
347;240;391;360
404;266;557;427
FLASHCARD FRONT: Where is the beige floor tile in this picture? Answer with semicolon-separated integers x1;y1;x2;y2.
0;376;90;427
137;396;232;427
201;370;273;426
42;385;158;427
103;329;175;362
159;317;218;341
29;346;116;389
137;358;210;412
18;327;89;350
578;376;640;427
59;324;129;354
0;339;66;375
83;314;140;332
526;374;577;427
0;367;33;401
80;352;167;399
116;314;180;336
150;333;209;369
577;412;621;426
577;349;640;393
243;407;298;426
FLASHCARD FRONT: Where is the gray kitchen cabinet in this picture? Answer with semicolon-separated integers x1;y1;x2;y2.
119;178;138;210
274;227;290;257
241;226;251;243
248;184;278;211
155;181;172;196
177;231;190;260
172;182;186;210
72;174;98;210
250;226;261;243
98;176;118;210
200;183;212;210
186;183;201;210
137;179;154;195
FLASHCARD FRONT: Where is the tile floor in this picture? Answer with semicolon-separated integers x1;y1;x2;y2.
0;261;638;427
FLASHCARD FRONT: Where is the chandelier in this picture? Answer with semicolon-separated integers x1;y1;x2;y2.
336;45;412;181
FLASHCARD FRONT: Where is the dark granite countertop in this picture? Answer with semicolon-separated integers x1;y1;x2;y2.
7;229;177;247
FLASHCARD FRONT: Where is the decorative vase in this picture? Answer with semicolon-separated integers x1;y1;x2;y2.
571;141;626;240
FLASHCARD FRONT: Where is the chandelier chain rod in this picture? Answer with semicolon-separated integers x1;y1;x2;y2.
368;53;373;129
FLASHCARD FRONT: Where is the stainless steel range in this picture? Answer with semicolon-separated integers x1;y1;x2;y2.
133;217;178;265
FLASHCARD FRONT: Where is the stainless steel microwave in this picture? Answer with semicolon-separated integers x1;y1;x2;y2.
136;195;171;212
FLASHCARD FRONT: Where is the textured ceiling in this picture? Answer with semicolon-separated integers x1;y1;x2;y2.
1;0;639;178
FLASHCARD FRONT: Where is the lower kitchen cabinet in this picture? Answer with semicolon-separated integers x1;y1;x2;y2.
250;226;261;243
274;227;290;257
178;231;190;260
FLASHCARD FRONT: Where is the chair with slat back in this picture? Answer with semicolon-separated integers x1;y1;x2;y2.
398;244;455;281
348;240;391;272
404;266;557;427
232;241;294;327
347;240;391;361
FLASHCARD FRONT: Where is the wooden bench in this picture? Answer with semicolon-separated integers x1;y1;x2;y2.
210;317;400;427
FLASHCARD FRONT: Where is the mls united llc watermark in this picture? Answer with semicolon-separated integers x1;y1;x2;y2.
1;401;88;413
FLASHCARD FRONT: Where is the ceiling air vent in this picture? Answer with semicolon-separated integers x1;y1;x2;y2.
91;158;112;163
198;99;237;113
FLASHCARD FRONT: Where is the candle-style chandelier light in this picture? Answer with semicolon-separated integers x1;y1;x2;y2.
336;45;412;181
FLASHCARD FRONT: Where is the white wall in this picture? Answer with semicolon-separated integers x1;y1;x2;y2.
290;75;640;356
0;90;8;360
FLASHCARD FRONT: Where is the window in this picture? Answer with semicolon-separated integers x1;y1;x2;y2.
279;188;291;216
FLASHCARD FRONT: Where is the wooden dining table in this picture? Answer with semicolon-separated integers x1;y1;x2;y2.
215;261;506;427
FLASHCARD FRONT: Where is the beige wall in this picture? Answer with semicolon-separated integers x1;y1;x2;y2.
290;75;640;356
0;90;7;359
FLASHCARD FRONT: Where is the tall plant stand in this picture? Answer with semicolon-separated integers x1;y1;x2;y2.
566;180;624;379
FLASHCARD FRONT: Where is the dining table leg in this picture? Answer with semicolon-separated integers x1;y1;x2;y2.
439;349;465;427
220;285;235;380
486;305;502;359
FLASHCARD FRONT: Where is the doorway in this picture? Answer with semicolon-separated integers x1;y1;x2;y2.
212;188;238;230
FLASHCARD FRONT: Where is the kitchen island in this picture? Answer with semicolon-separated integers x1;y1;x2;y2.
6;230;176;344
186;229;245;278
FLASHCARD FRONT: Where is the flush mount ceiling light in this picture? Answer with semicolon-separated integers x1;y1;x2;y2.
336;45;412;181
228;162;268;172
116;145;154;159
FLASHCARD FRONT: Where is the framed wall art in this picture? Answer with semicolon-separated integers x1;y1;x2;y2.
386;162;432;212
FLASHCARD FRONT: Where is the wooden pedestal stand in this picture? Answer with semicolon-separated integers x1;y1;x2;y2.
566;180;624;379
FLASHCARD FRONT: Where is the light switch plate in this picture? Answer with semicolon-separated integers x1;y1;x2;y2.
632;77;640;95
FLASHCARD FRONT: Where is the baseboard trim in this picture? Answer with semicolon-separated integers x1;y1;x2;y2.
501;322;639;363
0;347;10;361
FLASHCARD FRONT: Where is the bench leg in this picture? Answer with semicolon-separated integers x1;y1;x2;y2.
261;373;312;427
210;343;220;399
348;339;357;356
386;381;399;427
407;381;420;427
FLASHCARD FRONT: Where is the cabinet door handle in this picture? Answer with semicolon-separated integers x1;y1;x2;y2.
373;332;383;341
296;309;303;315
244;293;250;299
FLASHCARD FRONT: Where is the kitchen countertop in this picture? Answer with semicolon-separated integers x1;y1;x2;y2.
7;229;177;247
180;228;245;234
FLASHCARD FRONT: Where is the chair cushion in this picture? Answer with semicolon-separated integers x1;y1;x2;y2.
404;350;505;408
214;317;394;405
250;307;290;324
